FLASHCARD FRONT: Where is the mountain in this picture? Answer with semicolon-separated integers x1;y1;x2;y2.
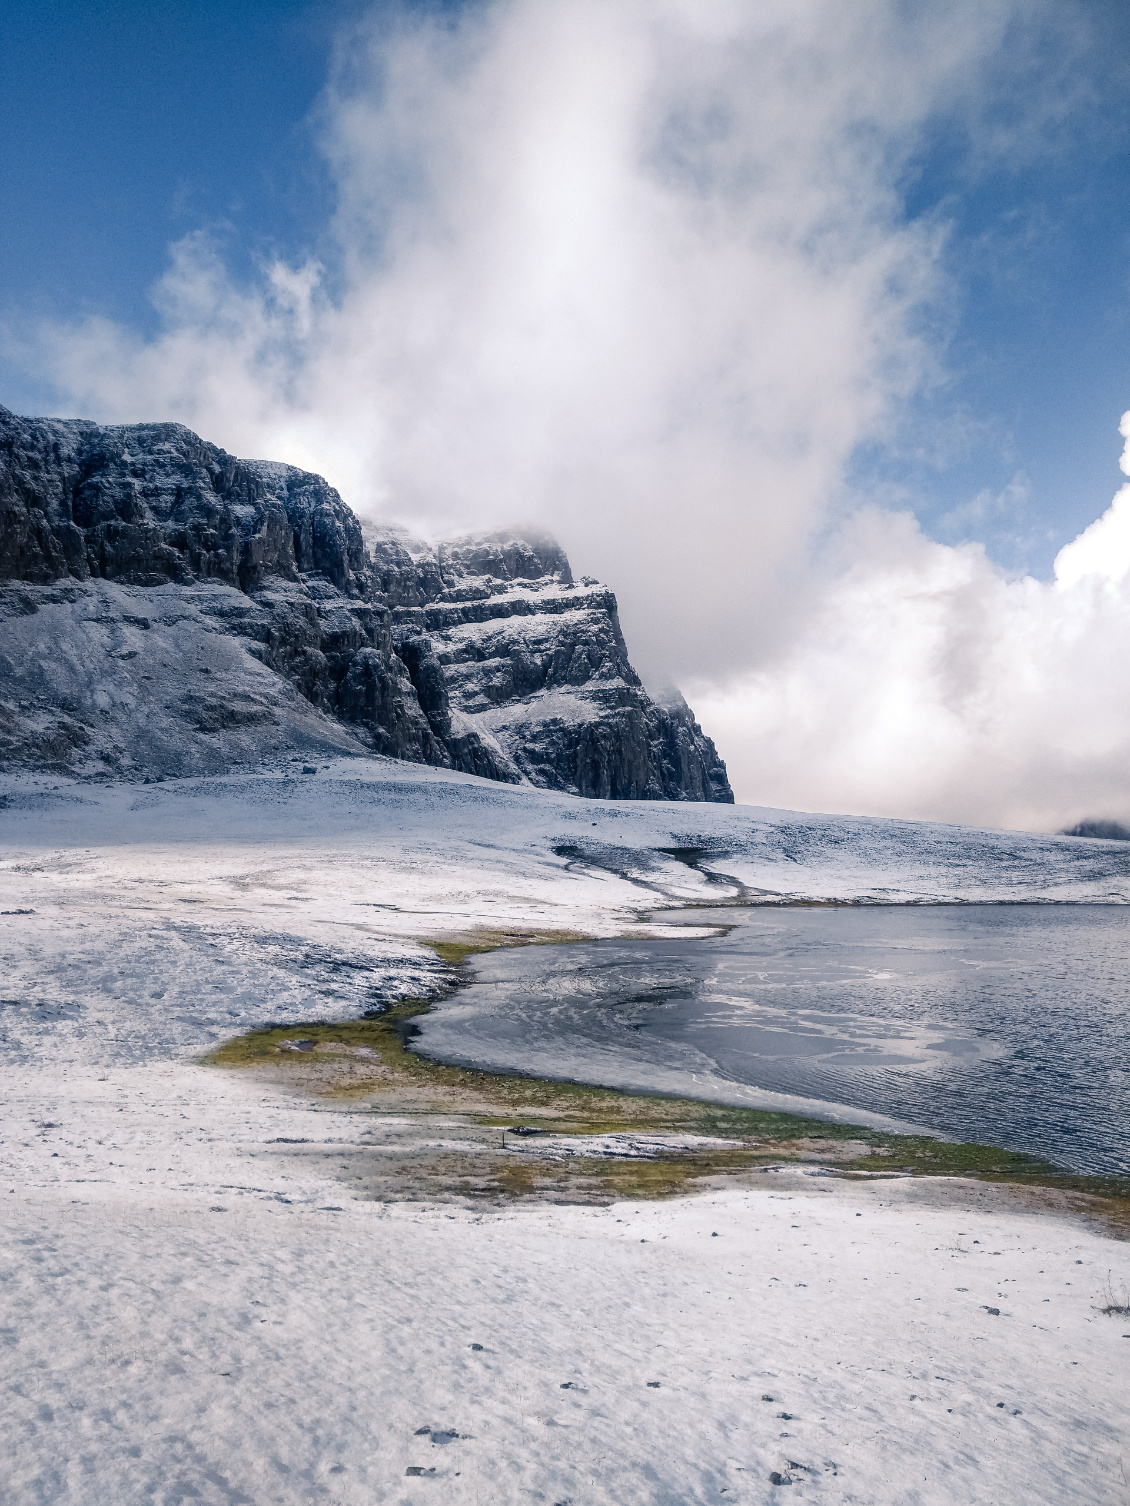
0;406;732;800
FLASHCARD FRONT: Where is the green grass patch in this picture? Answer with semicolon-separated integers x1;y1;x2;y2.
205;1002;1130;1215
419;927;595;968
203;926;1130;1219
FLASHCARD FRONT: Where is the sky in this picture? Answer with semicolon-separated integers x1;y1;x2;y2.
3;0;1130;831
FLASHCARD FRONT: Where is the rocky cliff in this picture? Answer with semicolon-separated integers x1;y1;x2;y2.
0;406;731;800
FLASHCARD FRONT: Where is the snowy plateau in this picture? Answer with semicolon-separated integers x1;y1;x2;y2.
1;761;1129;1505
1;409;1128;1505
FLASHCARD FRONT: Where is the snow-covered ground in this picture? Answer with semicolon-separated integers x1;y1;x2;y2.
3;757;1129;1503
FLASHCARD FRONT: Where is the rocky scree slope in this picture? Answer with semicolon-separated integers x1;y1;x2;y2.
0;406;731;800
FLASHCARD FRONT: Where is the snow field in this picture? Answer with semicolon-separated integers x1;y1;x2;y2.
2;757;1129;1503
4;1162;1127;1504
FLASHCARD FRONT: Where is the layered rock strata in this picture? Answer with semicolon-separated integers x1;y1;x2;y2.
0;406;731;800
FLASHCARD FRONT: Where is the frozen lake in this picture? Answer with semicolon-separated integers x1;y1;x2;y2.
415;904;1130;1176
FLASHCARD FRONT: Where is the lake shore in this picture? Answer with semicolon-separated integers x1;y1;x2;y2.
3;760;1129;1501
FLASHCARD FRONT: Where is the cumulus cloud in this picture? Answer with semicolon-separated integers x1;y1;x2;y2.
1052;413;1130;589
693;416;1130;830
9;0;1123;830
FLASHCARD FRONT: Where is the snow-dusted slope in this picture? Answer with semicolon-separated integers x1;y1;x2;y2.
4;1166;1126;1505
4;755;1126;1083
0;406;730;800
3;762;1129;1504
0;578;368;778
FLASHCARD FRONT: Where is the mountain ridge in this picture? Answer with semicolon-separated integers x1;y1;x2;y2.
0;405;732;800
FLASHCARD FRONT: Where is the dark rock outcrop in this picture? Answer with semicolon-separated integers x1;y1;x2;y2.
1060;819;1130;841
0;406;731;800
368;525;730;801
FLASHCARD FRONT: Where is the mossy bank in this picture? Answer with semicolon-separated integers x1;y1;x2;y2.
205;930;1130;1225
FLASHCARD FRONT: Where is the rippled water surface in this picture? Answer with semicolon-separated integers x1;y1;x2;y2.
415;905;1130;1175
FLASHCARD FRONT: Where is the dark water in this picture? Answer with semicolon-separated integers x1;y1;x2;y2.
415;905;1130;1176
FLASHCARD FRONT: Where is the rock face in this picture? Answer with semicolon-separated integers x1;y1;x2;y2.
367;525;730;800
0;406;732;799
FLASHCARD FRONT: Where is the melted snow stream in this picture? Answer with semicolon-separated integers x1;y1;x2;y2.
414;904;1130;1176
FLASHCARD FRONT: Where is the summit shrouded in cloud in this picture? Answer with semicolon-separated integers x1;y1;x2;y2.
4;0;1130;829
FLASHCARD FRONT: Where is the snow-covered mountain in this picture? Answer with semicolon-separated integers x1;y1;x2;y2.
0;406;730;798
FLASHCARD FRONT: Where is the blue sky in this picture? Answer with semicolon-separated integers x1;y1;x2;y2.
0;1;344;335
860;53;1130;576
2;0;1130;581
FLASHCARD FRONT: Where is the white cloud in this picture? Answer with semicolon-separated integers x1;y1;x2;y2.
12;0;1124;831
693;440;1130;829
19;1;1024;660
938;472;1030;541
1052;421;1130;589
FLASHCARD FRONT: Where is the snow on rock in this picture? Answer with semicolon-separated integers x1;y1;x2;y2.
369;519;732;801
0;406;730;800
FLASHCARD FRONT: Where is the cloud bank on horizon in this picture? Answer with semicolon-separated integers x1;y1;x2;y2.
7;0;1129;832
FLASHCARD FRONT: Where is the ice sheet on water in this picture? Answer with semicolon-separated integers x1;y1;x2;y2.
2;755;1129;1085
503;1131;744;1160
